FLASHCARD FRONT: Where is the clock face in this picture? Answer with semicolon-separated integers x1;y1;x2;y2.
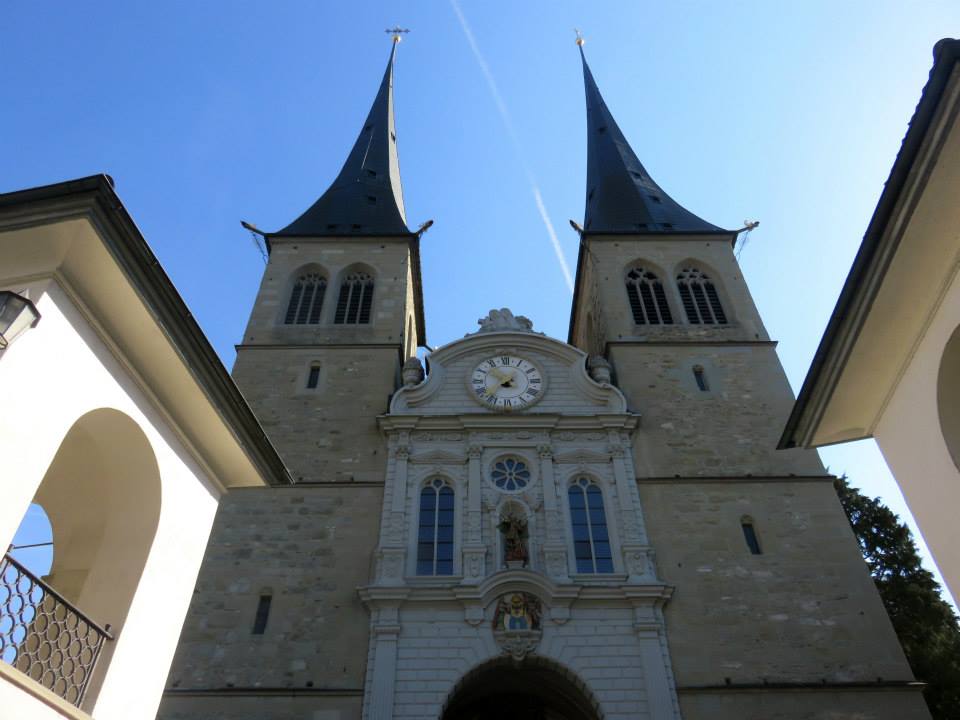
470;355;544;411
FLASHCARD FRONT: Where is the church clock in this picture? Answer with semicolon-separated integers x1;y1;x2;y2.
469;355;544;411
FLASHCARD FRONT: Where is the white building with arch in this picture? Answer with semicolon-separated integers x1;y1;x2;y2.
0;176;291;719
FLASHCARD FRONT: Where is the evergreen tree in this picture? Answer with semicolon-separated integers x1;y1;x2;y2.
834;477;960;718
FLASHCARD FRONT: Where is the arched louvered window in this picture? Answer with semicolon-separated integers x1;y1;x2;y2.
417;478;454;576
334;271;374;324
625;266;672;325
676;267;727;325
568;477;613;574
284;272;327;325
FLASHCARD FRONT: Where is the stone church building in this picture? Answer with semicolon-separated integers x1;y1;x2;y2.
156;40;929;719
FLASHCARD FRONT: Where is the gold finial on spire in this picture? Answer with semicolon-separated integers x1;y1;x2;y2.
386;26;410;43
574;28;585;47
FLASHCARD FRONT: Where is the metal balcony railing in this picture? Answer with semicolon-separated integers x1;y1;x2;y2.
0;552;112;707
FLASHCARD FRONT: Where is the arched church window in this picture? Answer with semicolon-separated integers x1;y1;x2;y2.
568;477;613;573
284;273;327;325
334;271;374;325
676;267;727;325
491;457;530;492
625;266;672;325
417;478;454;576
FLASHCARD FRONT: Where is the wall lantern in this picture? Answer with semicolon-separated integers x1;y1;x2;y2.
0;291;41;350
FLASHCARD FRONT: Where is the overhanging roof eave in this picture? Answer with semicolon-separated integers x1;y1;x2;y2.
779;38;960;450
0;174;294;486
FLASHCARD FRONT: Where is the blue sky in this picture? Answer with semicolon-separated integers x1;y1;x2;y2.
4;2;958;604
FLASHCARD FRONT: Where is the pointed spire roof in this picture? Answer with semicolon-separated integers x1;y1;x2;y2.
579;44;724;234
272;41;410;237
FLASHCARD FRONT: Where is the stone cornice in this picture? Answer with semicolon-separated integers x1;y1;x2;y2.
378;413;640;434
359;568;673;610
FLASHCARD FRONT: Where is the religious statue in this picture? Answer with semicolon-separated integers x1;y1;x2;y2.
475;308;535;333
492;592;542;632
497;510;529;566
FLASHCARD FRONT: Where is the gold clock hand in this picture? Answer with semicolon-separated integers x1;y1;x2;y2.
489;367;511;383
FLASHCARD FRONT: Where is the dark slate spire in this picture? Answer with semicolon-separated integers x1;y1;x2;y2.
579;44;724;234
273;41;409;237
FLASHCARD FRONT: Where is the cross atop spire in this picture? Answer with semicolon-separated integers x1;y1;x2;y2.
386;26;410;43
272;38;410;237
578;43;725;234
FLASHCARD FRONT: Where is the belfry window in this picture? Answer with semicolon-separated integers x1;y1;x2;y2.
284;273;327;325
568;477;613;573
334;272;374;324
625;266;672;325
417;478;454;576
676;267;727;325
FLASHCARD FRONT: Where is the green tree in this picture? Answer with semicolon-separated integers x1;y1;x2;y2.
834;476;960;718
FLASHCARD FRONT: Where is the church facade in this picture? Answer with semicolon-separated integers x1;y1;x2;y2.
157;40;929;719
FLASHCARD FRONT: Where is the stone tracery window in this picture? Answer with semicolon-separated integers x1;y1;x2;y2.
625;266;672;325
284;272;327;325
416;478;454;576
568;477;613;573
491;457;530;492
676;267;727;325
334;271;374;324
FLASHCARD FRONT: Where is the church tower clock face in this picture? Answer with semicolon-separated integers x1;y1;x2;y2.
470;355;544;411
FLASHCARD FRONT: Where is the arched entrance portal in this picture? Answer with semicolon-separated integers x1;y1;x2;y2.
441;656;603;720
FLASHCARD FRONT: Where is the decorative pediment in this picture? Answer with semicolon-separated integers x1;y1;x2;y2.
388;315;631;416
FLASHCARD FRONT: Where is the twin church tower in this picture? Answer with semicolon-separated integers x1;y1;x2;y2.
157;38;928;720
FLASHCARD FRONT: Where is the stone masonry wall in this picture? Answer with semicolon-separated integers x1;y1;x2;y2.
613;343;823;477
639;479;917;688
232;346;396;483
159;484;382;714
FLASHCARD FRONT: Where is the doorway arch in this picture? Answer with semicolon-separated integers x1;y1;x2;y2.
440;655;603;720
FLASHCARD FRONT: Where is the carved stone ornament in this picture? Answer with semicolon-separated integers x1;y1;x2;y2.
401;356;425;387
492;592;543;661
474;308;535;334
588;355;612;384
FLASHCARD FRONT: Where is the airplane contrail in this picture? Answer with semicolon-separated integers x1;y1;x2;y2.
450;0;575;292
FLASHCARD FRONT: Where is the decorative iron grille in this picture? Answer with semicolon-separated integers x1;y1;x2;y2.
0;553;112;707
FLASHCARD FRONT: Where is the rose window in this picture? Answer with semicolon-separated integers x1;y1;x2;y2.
491;458;531;491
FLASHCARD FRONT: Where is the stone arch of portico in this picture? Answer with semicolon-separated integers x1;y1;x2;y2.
6;407;162;711
439;654;604;720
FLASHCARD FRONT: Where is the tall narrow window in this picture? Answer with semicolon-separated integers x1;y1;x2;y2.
625;266;672;325
568;478;613;573
693;365;709;391
676;268;728;325
284;273;327;325
306;364;321;389
334;272;374;324
252;594;272;634
741;519;762;555
416;478;454;576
